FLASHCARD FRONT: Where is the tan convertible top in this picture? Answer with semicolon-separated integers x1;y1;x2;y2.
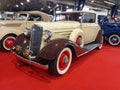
17;11;50;21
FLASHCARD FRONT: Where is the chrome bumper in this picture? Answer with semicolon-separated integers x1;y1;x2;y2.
12;51;48;70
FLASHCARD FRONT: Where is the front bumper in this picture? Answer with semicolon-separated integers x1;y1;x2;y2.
12;51;48;70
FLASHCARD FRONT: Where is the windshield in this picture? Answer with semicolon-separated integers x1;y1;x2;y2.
16;14;27;20
55;12;96;23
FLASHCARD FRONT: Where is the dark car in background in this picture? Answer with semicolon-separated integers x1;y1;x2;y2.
98;15;120;46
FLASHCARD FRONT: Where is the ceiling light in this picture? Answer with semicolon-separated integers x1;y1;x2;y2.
56;4;59;7
104;1;115;5
48;6;51;9
15;5;19;7
20;2;24;5
66;6;69;9
27;0;30;3
91;0;95;3
41;8;44;10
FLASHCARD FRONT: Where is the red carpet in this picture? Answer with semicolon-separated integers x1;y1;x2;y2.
0;44;120;90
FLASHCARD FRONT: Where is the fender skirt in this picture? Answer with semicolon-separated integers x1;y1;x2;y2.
36;39;86;61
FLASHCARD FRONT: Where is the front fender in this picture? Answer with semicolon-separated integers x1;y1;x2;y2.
36;38;87;61
36;39;70;61
0;27;22;40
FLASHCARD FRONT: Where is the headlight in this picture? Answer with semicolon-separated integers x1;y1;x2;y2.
23;49;30;57
23;28;31;37
15;45;22;54
43;30;52;41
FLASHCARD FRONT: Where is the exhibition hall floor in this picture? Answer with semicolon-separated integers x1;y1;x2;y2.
0;44;120;90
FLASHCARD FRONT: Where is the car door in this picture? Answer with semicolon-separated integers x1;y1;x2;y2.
81;12;100;44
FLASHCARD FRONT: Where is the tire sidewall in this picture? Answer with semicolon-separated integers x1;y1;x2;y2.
56;47;72;75
2;36;16;51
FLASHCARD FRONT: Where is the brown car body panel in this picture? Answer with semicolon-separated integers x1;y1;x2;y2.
36;39;87;61
14;33;101;62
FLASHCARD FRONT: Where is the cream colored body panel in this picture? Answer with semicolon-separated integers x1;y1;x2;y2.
35;21;100;47
0;26;22;40
81;23;100;44
0;11;50;40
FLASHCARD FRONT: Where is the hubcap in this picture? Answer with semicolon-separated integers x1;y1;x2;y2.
59;50;70;70
111;36;119;44
4;37;15;50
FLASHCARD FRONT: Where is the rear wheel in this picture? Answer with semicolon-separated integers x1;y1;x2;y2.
49;47;72;75
1;35;16;51
108;34;120;46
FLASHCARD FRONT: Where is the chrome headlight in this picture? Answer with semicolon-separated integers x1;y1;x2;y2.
43;30;52;41
23;28;31;37
15;45;22;54
23;49;30;57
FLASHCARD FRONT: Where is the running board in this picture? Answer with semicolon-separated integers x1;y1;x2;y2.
84;43;99;50
77;43;99;57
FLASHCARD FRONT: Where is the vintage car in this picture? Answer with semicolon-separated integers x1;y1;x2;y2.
0;11;50;51
98;15;120;46
12;11;103;75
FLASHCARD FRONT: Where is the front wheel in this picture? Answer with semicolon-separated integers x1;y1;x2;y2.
1;35;16;51
49;47;72;75
108;34;120;46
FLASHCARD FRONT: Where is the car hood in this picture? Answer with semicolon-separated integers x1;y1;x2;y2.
35;21;80;31
0;20;25;27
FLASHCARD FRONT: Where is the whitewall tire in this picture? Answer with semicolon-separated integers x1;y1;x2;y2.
2;35;16;51
108;34;120;46
49;47;72;75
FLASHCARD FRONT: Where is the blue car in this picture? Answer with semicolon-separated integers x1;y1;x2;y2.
98;15;120;46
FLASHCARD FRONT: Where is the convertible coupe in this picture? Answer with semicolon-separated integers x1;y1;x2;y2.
12;11;103;75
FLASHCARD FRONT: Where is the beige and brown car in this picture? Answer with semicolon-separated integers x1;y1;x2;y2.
13;11;103;75
0;11;50;51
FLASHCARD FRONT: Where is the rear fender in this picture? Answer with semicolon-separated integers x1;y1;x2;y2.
95;30;103;44
105;29;120;38
69;28;84;47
